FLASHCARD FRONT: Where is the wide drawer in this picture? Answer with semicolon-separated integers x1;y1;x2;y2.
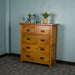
22;44;49;54
22;25;35;34
22;52;49;65
22;34;49;45
35;26;50;35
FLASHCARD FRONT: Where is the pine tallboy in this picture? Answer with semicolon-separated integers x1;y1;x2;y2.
20;23;58;68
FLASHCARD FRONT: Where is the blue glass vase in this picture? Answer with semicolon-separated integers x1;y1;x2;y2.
30;19;35;23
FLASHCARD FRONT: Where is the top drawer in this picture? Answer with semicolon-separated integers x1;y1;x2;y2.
22;25;35;34
35;26;50;35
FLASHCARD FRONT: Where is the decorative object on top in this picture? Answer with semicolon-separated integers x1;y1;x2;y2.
36;18;41;24
30;14;36;23
41;12;51;24
22;17;25;23
27;13;32;23
26;13;36;23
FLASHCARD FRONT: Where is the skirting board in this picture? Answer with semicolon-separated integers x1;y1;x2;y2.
0;54;8;58
0;53;20;58
0;53;75;66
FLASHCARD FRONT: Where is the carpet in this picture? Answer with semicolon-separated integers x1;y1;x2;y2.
0;56;75;75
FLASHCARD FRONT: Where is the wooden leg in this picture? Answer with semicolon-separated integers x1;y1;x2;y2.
49;65;52;68
54;61;56;64
20;60;23;63
20;57;23;63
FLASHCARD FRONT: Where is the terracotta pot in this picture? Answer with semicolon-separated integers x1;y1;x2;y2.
43;19;48;24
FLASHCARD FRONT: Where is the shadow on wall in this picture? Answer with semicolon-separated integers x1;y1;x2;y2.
50;13;56;24
50;13;64;60
57;24;64;60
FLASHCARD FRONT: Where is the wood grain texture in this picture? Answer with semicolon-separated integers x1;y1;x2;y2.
52;26;58;64
22;43;49;55
35;26;50;35
20;25;23;63
54;26;58;64
22;25;35;34
22;35;49;45
22;34;35;44
49;26;52;68
22;52;49;65
20;23;58;26
20;23;58;68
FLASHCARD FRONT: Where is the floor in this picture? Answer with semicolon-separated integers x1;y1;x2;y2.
0;56;75;75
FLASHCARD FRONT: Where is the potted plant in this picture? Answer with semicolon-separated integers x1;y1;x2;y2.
30;14;36;23
27;13;36;23
27;13;32;23
23;17;25;23
42;12;51;24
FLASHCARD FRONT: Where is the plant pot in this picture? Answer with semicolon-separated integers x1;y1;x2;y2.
30;19;35;23
43;19;48;24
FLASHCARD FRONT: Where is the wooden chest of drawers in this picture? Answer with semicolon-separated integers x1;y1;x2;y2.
20;23;58;68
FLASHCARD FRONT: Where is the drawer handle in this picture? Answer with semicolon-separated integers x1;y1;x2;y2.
26;55;30;57
26;46;30;49
40;57;44;59
26;29;30;32
41;39;45;41
41;30;45;32
27;38;30;40
40;48;44;51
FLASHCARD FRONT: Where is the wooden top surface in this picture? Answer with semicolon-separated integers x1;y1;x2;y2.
20;23;58;26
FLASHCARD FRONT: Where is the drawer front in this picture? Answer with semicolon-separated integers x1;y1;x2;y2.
22;25;35;34
35;26;50;35
22;52;49;64
22;44;49;54
22;44;37;51
22;35;49;45
35;36;49;45
36;45;49;54
22;35;35;44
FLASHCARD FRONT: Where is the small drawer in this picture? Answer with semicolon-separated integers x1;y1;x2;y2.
23;53;33;61
36;45;49;54
22;35;35;44
35;36;49;45
22;44;37;51
22;25;35;34
35;26;50;35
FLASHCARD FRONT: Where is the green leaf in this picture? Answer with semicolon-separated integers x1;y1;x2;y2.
41;12;51;18
27;13;32;18
23;17;25;20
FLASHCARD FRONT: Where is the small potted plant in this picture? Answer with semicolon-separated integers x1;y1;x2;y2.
27;13;32;23
30;14;36;23
23;17;25;23
26;13;36;23
42;12;51;24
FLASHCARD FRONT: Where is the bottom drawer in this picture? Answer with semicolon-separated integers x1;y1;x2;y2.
22;53;49;65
